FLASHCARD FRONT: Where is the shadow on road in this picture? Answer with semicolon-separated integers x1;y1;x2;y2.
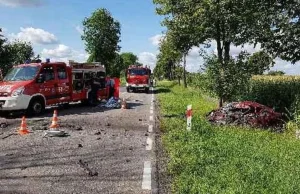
126;102;143;109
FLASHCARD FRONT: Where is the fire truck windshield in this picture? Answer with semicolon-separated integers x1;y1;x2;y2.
129;68;147;76
4;66;40;81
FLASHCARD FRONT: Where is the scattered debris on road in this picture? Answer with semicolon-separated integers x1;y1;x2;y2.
43;130;69;137
32;126;48;131
78;144;83;148
207;101;283;130
0;122;8;128
78;159;98;177
94;131;101;135
75;127;83;131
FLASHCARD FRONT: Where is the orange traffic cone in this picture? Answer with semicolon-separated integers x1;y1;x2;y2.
121;98;127;109
18;116;30;135
50;110;59;129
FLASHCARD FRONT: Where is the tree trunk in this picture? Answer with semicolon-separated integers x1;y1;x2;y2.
224;41;230;63
183;54;187;88
219;98;223;108
178;77;181;85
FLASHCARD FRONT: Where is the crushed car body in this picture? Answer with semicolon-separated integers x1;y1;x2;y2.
207;101;283;129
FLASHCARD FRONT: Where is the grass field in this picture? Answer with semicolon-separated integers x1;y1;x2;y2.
157;81;300;194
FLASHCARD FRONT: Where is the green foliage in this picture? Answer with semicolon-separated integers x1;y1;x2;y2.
120;52;138;70
158;81;300;193
268;70;285;76
258;1;300;63
187;72;212;94
0;29;34;75
108;53;123;78
155;33;182;80
241;75;300;113
82;8;121;75
204;52;272;102
247;51;274;75
153;0;296;105
7;40;34;64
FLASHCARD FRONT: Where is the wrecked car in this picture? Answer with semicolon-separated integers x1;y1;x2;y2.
207;101;283;130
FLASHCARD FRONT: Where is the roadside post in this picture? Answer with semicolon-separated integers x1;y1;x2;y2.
186;105;192;131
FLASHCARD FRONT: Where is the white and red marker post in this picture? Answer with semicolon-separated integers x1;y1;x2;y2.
186;105;192;131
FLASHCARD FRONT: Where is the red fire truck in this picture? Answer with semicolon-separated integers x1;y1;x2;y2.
0;59;119;115
125;65;151;93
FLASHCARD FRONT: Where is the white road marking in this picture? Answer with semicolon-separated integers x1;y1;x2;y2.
148;125;153;133
146;137;153;151
150;106;154;110
149;115;154;121
142;161;152;190
150;109;154;114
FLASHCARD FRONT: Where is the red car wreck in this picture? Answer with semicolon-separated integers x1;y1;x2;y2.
207;101;284;130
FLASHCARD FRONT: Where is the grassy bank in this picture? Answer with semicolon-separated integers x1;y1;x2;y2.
157;81;300;193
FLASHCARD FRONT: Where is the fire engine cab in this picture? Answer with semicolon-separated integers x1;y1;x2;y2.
125;65;151;93
0;59;119;115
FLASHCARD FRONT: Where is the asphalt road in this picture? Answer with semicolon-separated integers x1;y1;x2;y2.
0;87;157;194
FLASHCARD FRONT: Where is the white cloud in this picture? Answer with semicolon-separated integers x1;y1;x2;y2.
185;47;204;72
76;25;83;35
149;34;165;46
0;0;44;7
41;44;88;63
10;27;58;45
269;58;300;75
211;41;261;56
138;52;157;70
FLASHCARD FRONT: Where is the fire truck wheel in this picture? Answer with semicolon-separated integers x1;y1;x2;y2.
81;99;89;106
28;98;45;116
145;88;149;93
126;87;130;93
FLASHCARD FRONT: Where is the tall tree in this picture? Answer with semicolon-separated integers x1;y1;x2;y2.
153;0;282;106
247;51;274;75
155;32;182;82
7;40;34;64
0;29;34;75
109;53;124;77
120;52;138;69
258;1;300;64
82;8;121;75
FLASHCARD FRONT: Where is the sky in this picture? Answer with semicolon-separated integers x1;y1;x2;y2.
0;0;300;74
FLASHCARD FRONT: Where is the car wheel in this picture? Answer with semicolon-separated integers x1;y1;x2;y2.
28;98;45;116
